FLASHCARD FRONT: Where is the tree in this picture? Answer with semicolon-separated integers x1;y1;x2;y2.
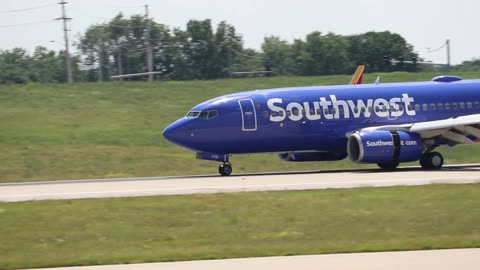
30;46;64;83
261;36;293;75
348;31;417;72
214;21;243;77
0;48;32;84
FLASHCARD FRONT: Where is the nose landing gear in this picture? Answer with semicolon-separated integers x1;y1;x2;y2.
218;163;233;176
196;152;233;176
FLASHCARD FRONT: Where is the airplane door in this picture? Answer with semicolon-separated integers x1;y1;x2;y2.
238;99;257;131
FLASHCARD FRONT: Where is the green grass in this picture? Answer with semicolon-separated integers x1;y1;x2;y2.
0;184;479;269
1;72;480;182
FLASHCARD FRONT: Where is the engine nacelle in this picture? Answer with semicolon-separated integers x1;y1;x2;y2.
279;151;347;162
347;131;424;163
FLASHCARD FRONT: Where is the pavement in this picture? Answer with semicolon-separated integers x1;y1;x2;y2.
23;249;480;270
1;164;479;202
5;165;480;270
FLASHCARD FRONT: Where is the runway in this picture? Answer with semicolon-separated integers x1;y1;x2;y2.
23;249;480;270
1;164;479;202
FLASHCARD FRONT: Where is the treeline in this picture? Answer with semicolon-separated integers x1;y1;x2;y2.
0;13;430;83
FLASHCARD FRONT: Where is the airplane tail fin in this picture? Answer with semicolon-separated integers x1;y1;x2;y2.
349;65;365;85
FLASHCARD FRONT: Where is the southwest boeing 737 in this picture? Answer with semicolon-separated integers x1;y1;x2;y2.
163;70;480;176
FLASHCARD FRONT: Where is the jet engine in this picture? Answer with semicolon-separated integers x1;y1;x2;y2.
347;130;424;163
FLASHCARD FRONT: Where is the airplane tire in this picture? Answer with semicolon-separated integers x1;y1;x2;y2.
420;152;444;170
377;161;399;170
218;164;232;176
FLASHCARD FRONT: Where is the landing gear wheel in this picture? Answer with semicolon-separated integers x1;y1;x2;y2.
420;152;444;170
377;161;399;170
218;163;232;176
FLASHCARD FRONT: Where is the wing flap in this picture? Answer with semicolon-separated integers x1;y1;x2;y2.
410;114;480;132
352;113;480;146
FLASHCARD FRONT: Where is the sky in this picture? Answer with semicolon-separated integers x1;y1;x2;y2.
1;0;479;65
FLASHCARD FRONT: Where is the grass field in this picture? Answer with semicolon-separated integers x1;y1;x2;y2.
0;184;479;269
1;71;480;182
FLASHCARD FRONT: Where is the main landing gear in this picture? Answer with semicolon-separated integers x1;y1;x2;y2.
377;151;444;170
420;151;444;170
218;163;233;176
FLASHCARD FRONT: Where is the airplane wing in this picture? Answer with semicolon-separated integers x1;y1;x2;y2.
349;65;365;85
355;113;480;145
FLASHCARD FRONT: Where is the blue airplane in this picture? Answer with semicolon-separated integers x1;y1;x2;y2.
163;71;480;176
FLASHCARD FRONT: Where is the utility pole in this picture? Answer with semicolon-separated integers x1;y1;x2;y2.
227;47;232;78
117;46;123;81
97;28;104;82
144;4;153;81
224;29;232;78
446;39;451;70
57;1;73;83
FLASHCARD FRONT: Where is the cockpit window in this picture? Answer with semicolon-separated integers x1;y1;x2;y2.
186;111;200;117
185;110;218;120
208;110;218;119
198;111;209;119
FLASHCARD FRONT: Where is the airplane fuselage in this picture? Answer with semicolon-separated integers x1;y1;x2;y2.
164;79;480;156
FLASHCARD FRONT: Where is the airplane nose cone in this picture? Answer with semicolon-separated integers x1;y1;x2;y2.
162;121;180;144
162;118;192;148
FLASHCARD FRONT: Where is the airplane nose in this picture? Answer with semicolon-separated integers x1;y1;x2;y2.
162;118;192;147
162;121;180;144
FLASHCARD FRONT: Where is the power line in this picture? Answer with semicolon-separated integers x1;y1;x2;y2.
427;41;447;53
0;19;55;28
230;48;265;60
0;3;56;13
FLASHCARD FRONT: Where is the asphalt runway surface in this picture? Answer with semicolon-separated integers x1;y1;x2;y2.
1;164;479;202
23;249;480;270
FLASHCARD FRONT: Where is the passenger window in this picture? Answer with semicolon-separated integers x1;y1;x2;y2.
339;108;344;115
361;107;366;113
430;103;436;110
287;111;292;117
437;103;443;110
324;108;329;115
460;102;465;109
398;105;404;111
467;102;473;109
368;107;373;113
381;106;387;112
353;107;359;114
414;104;420;111
292;108;300;116
475;101;480;109
279;111;284;117
452;102;458;110
316;109;322;115
375;106;380;113
302;110;307;116
422;104;428;111
263;111;269;118
331;108;336;114
445;103;450;110
309;109;314;115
